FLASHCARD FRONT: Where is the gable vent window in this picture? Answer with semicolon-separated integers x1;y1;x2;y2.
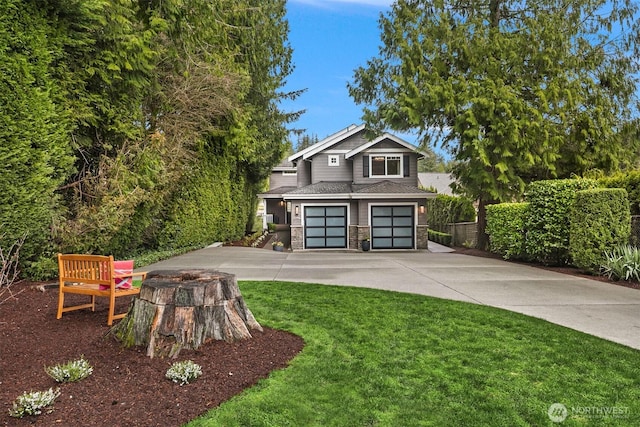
371;155;402;178
328;155;340;167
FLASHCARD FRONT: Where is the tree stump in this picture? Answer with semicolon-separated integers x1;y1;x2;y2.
109;269;262;358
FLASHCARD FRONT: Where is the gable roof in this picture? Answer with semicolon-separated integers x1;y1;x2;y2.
345;133;425;159
288;124;365;162
288;124;429;164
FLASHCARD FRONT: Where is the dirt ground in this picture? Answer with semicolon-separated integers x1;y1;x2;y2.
0;284;304;426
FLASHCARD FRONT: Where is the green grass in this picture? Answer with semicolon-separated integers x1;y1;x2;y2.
186;281;640;427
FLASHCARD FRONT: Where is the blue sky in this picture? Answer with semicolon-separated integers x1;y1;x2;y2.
282;0;396;144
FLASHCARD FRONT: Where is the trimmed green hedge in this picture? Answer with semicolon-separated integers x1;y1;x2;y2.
426;194;476;233
599;171;640;215
159;152;252;249
428;229;453;247
486;203;529;260
569;188;630;272
524;179;598;265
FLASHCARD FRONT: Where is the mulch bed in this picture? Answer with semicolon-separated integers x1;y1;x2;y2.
0;284;304;426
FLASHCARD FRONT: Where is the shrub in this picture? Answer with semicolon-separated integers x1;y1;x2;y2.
428;229;452;246
426;194;476;233
45;357;93;383
486;202;529;260
159;153;250;249
601;245;640;281
165;360;202;385
9;388;61;418
569;188;630;272
598;171;640;215
524;179;598;265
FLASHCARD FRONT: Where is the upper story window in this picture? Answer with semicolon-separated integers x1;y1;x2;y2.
371;155;402;177
328;155;340;167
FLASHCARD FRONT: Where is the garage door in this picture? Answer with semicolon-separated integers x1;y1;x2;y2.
371;206;414;249
304;206;347;249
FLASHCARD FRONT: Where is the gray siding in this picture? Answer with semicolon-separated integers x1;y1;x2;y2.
332;132;369;150
269;172;297;189
296;160;312;187
311;153;352;183
352;152;420;186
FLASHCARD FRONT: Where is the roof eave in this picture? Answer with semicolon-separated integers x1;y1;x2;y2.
283;193;352;200
351;192;436;199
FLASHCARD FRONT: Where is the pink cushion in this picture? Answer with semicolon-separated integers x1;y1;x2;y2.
99;260;134;290
114;260;134;289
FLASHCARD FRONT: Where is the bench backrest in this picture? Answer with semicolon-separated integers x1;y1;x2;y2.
58;254;114;286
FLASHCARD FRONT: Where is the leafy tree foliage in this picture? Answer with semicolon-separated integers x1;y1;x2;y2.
349;0;640;249
294;133;320;152
418;151;449;173
1;0;297;276
0;1;74;270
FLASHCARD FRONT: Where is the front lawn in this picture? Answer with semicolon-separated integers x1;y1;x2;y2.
187;281;640;426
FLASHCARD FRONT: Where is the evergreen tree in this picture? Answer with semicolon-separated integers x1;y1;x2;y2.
349;0;640;249
0;0;74;273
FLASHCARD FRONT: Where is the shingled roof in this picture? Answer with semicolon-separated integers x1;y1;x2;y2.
267;180;434;200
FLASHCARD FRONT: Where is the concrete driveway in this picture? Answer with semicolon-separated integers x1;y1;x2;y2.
142;245;640;351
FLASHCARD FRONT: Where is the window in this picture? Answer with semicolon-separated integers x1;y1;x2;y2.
328;155;340;167
371;155;401;177
282;170;297;176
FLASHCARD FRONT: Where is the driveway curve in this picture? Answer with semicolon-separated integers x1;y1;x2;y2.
142;245;640;351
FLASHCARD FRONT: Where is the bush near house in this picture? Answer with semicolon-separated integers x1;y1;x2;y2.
569;188;630;272
598;171;640;215
486;203;529;260
427;229;453;246
524;179;598;265
426;194;476;233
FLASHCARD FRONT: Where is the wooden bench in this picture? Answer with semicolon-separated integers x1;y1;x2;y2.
57;254;147;326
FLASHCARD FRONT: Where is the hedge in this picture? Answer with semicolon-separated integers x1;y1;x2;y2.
486;203;529;260
426;194;476;233
569;188;630;272
598;171;640;215
428;229;453;247
524;179;598;265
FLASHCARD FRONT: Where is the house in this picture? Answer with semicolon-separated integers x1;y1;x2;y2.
258;124;436;251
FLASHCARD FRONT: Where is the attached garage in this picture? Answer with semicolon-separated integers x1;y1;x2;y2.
304;206;348;249
371;205;415;249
